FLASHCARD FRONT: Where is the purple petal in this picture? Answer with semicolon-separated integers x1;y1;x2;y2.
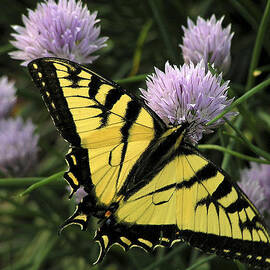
9;0;108;66
141;61;236;144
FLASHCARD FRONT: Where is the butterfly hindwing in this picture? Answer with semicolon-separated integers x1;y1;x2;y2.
94;222;181;264
95;143;270;267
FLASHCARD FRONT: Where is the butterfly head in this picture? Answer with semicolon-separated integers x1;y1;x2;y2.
168;121;189;131
164;122;190;150
170;120;200;145
179;121;190;132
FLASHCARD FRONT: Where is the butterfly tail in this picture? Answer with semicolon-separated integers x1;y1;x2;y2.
93;220;181;264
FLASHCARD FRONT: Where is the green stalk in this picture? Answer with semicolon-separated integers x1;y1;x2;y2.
19;170;65;197
115;74;147;84
222;131;243;143
143;245;186;270
148;0;176;62
229;0;257;30
129;19;153;76
29;232;57;270
254;64;270;75
207;77;270;126
225;119;270;161
221;117;242;172
246;0;270;90
198;145;270;164
0;177;42;187
185;255;216;270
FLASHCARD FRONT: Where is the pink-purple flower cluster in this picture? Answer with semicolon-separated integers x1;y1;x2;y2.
0;76;38;177
0;118;39;176
239;163;270;214
9;0;108;66
141;61;236;144
67;186;88;203
0;76;16;118
141;14;235;143
180;15;233;74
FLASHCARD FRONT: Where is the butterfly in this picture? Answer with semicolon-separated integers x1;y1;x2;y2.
28;57;270;268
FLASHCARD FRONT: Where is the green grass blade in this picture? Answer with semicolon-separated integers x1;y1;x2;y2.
229;0;258;30
224;119;270;161
19;170;65;197
148;0;176;62
143;245;186;270
186;255;216;270
0;177;42;187
129;19;153;76
198;144;270;164
246;0;270;90
29;231;57;270
116;74;147;84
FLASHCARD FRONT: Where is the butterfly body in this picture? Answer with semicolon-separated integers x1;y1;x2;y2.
28;57;270;268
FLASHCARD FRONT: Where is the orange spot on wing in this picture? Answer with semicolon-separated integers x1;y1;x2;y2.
105;211;112;218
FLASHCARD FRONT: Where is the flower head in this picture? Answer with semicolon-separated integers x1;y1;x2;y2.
0;118;39;176
67;186;88;203
239;162;270;214
0;76;16;118
141;61;236;144
9;0;108;66
180;15;233;74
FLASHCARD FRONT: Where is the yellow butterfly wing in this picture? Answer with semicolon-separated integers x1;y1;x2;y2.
95;140;270;267
29;57;270;268
28;57;166;223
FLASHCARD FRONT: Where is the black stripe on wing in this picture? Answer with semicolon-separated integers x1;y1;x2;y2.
28;58;167;143
28;59;81;146
94;221;181;264
181;230;270;268
65;147;92;196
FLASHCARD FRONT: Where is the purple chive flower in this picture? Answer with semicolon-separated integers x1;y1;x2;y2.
0;76;16;119
67;186;88;203
141;61;236;144
0;118;39;176
239;163;270;214
180;15;233;74
9;0;108;66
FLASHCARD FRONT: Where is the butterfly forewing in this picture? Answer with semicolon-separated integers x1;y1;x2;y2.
28;58;165;205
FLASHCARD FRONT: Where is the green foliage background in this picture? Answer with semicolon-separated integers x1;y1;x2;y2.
1;0;270;269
